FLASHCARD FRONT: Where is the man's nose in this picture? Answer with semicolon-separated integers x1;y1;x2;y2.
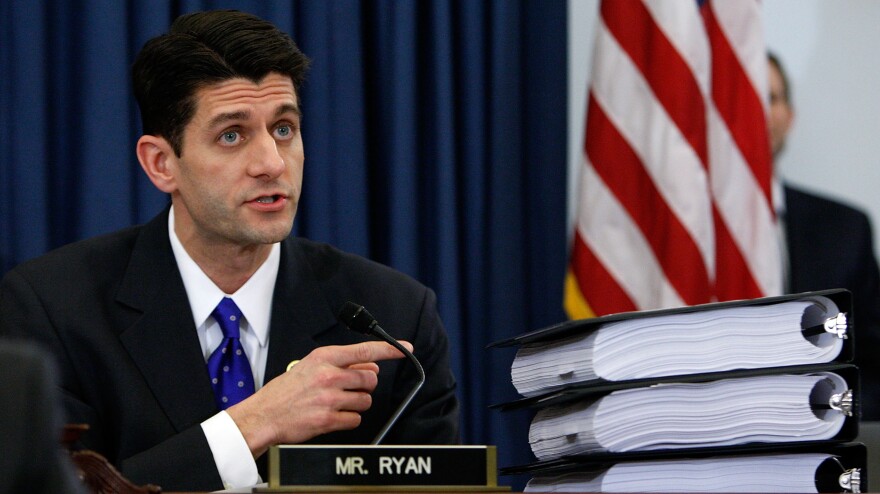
249;131;286;178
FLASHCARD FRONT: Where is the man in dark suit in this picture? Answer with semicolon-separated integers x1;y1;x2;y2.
0;10;459;491
0;340;84;494
769;52;880;418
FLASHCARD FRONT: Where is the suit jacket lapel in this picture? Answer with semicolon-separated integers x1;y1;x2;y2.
116;210;218;431
264;239;338;381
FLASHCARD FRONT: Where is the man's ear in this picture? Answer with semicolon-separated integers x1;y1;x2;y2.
137;135;178;193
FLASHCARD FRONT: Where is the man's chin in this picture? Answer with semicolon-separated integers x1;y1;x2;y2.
772;142;786;160
255;227;294;244
241;220;294;245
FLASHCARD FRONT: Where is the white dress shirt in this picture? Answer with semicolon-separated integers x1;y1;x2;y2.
167;207;279;489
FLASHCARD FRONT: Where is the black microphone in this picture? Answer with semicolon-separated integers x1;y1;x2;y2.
337;301;425;445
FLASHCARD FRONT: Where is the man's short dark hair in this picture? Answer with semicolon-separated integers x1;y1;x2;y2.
132;10;310;156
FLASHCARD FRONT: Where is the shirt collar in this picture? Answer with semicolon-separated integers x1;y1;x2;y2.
773;176;786;217
167;206;279;347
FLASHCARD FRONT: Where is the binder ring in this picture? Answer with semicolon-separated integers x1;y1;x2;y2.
829;389;854;416
802;313;848;339
833;456;861;493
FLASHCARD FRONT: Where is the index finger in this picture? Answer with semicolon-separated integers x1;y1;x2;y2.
321;340;412;368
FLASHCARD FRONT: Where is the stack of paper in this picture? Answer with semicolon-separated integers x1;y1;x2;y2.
524;453;846;493
528;371;849;460
494;290;865;492
512;296;844;397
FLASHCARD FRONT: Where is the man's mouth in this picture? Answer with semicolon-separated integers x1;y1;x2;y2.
254;195;281;204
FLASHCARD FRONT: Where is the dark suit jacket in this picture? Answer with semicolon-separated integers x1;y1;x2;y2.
0;340;84;494
0;209;459;491
785;184;880;419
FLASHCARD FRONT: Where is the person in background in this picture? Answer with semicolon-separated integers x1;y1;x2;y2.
0;340;85;494
768;51;880;419
0;10;459;491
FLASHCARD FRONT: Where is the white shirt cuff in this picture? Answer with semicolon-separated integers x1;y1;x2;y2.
201;411;261;489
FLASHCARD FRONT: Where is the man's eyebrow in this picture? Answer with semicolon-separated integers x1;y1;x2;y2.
275;103;301;119
208;110;250;129
207;104;300;129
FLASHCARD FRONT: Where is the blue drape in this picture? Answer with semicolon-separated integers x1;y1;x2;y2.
1;1;567;486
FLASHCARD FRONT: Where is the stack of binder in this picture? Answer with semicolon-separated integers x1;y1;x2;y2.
491;289;867;493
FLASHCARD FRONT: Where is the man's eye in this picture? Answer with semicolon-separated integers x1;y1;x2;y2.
275;125;293;139
220;131;240;144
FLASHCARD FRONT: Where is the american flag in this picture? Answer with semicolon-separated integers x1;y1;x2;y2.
565;0;782;318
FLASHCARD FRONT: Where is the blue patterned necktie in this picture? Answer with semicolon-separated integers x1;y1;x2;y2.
207;297;255;410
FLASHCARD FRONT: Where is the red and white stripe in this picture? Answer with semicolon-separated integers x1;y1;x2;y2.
565;0;781;319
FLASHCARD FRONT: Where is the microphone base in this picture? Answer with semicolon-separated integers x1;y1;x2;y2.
262;445;508;492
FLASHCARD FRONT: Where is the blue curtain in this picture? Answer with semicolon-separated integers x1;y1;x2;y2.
1;1;568;487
